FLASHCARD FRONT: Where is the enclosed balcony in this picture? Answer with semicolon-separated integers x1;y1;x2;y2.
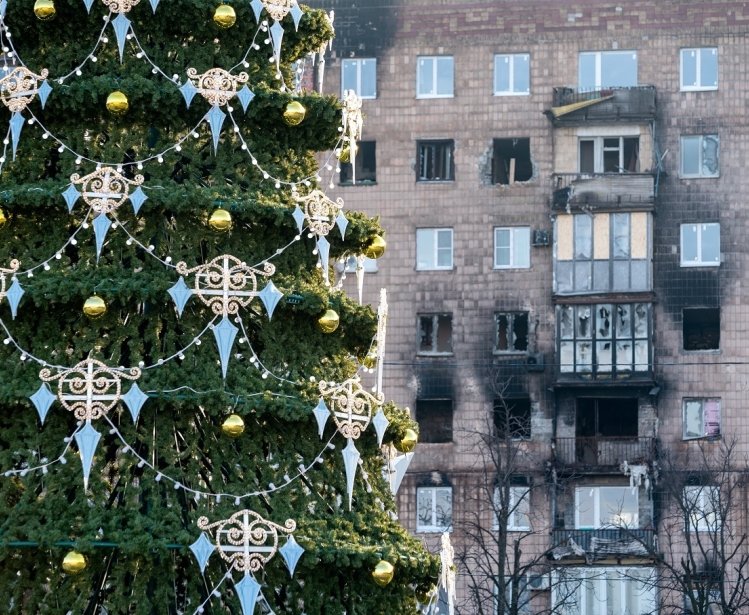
553;436;655;471
546;86;656;126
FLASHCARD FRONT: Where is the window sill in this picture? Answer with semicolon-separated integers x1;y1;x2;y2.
493;266;531;271
493;92;530;97
492;350;528;356
338;181;378;187
416;527;453;534
680;86;718;92
680;262;720;268
683;435;722;442
679;174;720;180
416;179;455;184
415;94;454;99
682;349;721;354
416;266;455;272
417;352;454;358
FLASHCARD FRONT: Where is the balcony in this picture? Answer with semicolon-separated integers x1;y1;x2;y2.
547;86;656;126
551;529;656;561
553;437;655;470
551;172;655;210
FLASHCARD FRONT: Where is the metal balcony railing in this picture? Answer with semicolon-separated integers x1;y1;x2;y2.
551;528;656;559
548;86;656;124
553;437;655;468
551;172;655;208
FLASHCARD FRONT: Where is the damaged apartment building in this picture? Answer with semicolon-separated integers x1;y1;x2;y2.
312;0;747;612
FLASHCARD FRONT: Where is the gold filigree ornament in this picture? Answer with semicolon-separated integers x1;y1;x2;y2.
186;67;249;107
292;188;344;238
319;375;384;440
101;0;140;12
197;509;296;574
262;0;293;21
70;166;144;215
176;254;275;317
0;259;20;299
0;67;49;113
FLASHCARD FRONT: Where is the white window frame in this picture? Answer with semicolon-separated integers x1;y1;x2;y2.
680;223;720;267
416;228;454;271
493;53;530;96
341;58;377;99
574;486;639;529
684;485;719;532
680;135;720;178
578;136;639;174
680;47;718;91
682;398;721;440
492;486;531;531
342;255;378;273
578;50;638;90
494;227;530;269
417;313;453;356
416;56;454;98
554;567;656;615
416;486;453;532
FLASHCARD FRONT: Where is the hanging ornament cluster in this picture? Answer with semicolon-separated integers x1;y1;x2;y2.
0;66;51;159
190;509;304;614
339;89;363;181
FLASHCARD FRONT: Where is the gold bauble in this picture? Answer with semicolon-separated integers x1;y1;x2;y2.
337;143;357;164
283;100;307;126
362;351;377;370
213;4;236;28
34;0;56;20
221;414;245;438
83;295;107;319
0;209;7;228
316;309;340;334
395;428;418;453
106;91;129;115
372;560;394;587
364;235;386;259
208;208;233;232
62;551;87;574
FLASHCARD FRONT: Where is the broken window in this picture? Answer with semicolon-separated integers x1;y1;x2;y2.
492;138;532;184
494;53;530;95
416;399;453;443
493;397;531;440
683;308;720;351
558;303;650;376
681;223;720;267
578;136;639;173
494;227;530;269
681;47;718;91
494;312;529;352
340;140;376;184
579;50;638;90
555;212;650;294
418;313;453;354
683;398;721;440
576;486;639;529
681;135;719;178
341;58;377;99
417;140;454;181
416;486;453;532
576;398;638;439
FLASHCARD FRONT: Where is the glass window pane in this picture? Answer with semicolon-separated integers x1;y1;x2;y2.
616;341;633;371
577;341;592;373
579;52;596;90
633;304;648;337
681;136;701;175
616;304;632;338
700;48;718;87
631;261;648;290
601;51;637;87
593;261;609;292
437;229;452;249
576;306;592;338
495;229;510;266
557;261;573;292
417;489;433;526
702;135;719;176
613;261;630;291
435;488;452;528
575;215;592;258
515;54;530;93
514;488;530;528
360;59;376;97
684;400;703;438
514;227;530;267
418;58;434;96
597;341;612;373
613;214;630;258
596;305;612;338
342;60;358;93
436;58;453;95
577;489;595;528
495;55;510;92
416;229;435;269
702;223;720;263
682;224;698;262
634;340;649;371
560;341;574;372
682;49;697;87
607;573;624;614
579;140;595;173
560;306;574;339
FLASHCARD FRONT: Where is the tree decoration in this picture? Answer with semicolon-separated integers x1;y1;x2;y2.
208;208;233;231
213;3;236;28
291;188;347;240
105;90;129;115
395;428;418;453
0;259;23;319
221;413;245;437
102;0;142;61
341;89;363;181
191;509;302;614
283;100;306;126
82;295;107;318
316;308;339;333
364;235;387;260
61;551;87;574
33;0;56;20
0;66;51;158
372;560;395;587
0;210;6;229
256;0;305;66
337;143;356;163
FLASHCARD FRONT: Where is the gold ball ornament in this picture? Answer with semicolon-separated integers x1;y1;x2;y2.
62;551;87;574
83;295;107;319
283;101;307;126
337;143;357;164
364;235;386;259
208;208;233;231
34;0;56;20
395;428;418;453
221;414;245;438
106;91;129;115
213;4;236;28
316;309;340;334
372;560;394;587
362;351;377;370
0;209;7;228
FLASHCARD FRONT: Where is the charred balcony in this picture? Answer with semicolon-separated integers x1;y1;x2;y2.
546;86;656;126
550;529;656;562
552;437;656;472
551;172;655;211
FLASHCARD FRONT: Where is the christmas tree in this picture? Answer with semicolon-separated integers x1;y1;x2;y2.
0;0;438;612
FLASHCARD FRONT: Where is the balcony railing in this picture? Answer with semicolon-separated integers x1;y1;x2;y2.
548;86;656;124
552;172;655;208
553;437;655;469
551;529;656;560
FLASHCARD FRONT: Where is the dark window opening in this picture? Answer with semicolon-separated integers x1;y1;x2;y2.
684;308;720;351
495;312;529;352
340;141;376;184
416;399;453;443
492;138;532;185
494;397;531;440
417;140;454;181
418;313;453;354
576;398;638;438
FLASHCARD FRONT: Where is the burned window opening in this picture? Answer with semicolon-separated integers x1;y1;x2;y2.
418;313;453;355
492;137;532;185
417;140;454;182
493;397;531;440
340;140;377;184
576;398;638;438
495;312;529;352
683;308;720;351
416;398;453;443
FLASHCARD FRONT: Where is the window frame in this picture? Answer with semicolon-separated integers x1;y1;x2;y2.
416;228;454;271
683;485;719;532
680;135;720;178
341;58;377;99
494;227;531;269
578;136;640;174
578;50;638;90
574;485;639;529
493;53;530;96
416;139;455;182
680;47;718;92
683;398;721;440
415;398;453;443
339;140;377;185
494;311;529;353
417;313;453;356
416;485;453;532
555;567;656;615
416;55;454;99
680;223;720;267
493;397;532;441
